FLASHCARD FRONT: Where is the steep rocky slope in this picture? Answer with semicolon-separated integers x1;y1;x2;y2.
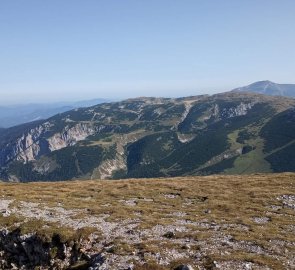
0;92;294;182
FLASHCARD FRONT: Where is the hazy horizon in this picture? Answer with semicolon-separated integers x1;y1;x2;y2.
1;79;295;106
1;1;295;105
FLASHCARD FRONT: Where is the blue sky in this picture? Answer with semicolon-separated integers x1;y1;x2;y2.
0;0;295;104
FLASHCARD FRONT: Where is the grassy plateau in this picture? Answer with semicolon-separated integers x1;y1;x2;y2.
0;173;294;269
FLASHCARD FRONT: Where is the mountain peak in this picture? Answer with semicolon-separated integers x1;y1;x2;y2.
252;80;274;85
233;80;295;98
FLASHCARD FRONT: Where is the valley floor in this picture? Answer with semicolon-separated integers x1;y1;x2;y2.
0;174;294;269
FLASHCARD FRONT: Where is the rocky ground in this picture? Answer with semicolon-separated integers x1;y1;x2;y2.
0;173;294;269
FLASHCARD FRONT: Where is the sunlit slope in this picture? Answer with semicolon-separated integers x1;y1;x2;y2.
0;92;294;181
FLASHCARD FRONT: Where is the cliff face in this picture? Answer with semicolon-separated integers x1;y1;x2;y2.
1;92;295;181
0;122;51;166
0;122;97;166
47;123;97;152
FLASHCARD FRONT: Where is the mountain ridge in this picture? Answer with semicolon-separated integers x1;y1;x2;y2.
0;98;109;128
232;80;295;98
0;90;294;182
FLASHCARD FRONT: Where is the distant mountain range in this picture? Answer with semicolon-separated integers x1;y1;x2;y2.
233;80;295;98
0;87;294;182
0;98;109;128
1;81;294;129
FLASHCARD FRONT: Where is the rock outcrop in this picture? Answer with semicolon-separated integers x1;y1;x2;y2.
0;229;92;269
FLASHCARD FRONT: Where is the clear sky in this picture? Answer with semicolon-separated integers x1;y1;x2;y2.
1;0;295;104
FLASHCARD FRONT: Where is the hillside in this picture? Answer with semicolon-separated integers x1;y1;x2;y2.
0;92;295;182
233;80;295;98
0;98;108;128
0;174;294;269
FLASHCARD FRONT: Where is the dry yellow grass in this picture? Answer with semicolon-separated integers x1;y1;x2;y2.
0;173;294;269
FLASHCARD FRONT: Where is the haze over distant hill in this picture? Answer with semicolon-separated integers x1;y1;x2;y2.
233;80;295;98
0;98;109;128
0;90;295;182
